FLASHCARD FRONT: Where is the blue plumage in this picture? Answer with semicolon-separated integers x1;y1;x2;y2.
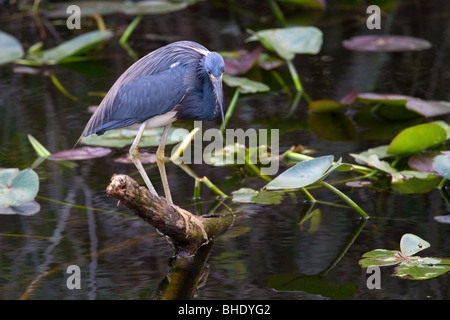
80;41;225;214
82;41;225;137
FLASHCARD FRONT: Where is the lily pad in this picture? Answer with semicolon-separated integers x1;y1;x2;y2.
407;151;441;174
0;31;24;65
356;93;450;118
0;200;41;216
246;26;323;60
80;127;187;148
0;168;39;207
26;30;113;65
342;35;432;52
433;154;450;179
387;122;447;156
222;75;270;94
49;146;112;160
231;188;284;205
203;143;246;166
121;0;189;15
308;100;346;112
278;0;326;8
359;233;450;280
223;47;262;75
263;156;340;190
46;0;190;17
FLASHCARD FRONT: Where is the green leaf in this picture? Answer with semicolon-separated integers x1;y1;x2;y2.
0;31;24;65
391;175;440;194
121;0;190;15
80;127;187;148
278;0;326;8
350;145;390;163
0;168;39;207
28;134;51;158
46;0;192;17
359;235;450;280
263;155;336;190
26;30;112;65
308;100;346;112
359;249;402;267
231;188;284;205
394;257;450;280
246;26;323;60
203;143;246;166
222;75;270;94
433;154;450;179
387;123;447;156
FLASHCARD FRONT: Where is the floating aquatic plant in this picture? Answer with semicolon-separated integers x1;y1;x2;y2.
359;234;450;280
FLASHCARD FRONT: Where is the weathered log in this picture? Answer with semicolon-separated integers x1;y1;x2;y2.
106;174;234;255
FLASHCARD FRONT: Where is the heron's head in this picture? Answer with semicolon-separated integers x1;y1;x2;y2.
203;52;225;128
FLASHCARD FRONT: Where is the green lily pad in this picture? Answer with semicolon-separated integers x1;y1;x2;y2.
263;156;340;190
203;143;246;166
387;122;447;156
359;233;450;280
231;188;284;205
246;26;323;60
26;30;112;65
121;0;190;15
350;150;436;184
46;0;190;17
394;257;450;280
0;168;39;207
278;0;326;8
222;75;270;94
80;127;187;148
391;175;440;194
308;100;346;112
0;31;24;65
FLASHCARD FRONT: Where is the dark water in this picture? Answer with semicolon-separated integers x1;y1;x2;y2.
0;1;449;300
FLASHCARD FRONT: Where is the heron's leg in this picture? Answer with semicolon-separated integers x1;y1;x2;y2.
156;124;208;242
156;124;173;205
129;121;158;196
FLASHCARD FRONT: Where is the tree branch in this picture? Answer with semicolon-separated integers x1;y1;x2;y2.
106;174;234;255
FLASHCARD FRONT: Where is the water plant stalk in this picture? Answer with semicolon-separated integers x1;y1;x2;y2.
319;181;369;218
220;89;240;132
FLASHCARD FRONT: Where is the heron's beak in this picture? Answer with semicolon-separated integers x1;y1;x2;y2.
212;75;225;130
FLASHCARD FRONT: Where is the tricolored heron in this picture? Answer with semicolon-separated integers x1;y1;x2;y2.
80;41;225;238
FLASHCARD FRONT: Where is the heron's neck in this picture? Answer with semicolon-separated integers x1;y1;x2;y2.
200;78;219;120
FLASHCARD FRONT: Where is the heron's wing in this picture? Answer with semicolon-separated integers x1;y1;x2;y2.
82;65;189;136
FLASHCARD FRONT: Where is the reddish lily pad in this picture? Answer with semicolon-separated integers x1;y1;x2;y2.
407;151;441;174
49;147;111;160
223;47;262;75
342;35;431;52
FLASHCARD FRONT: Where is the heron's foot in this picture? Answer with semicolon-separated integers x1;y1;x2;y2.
173;205;209;243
